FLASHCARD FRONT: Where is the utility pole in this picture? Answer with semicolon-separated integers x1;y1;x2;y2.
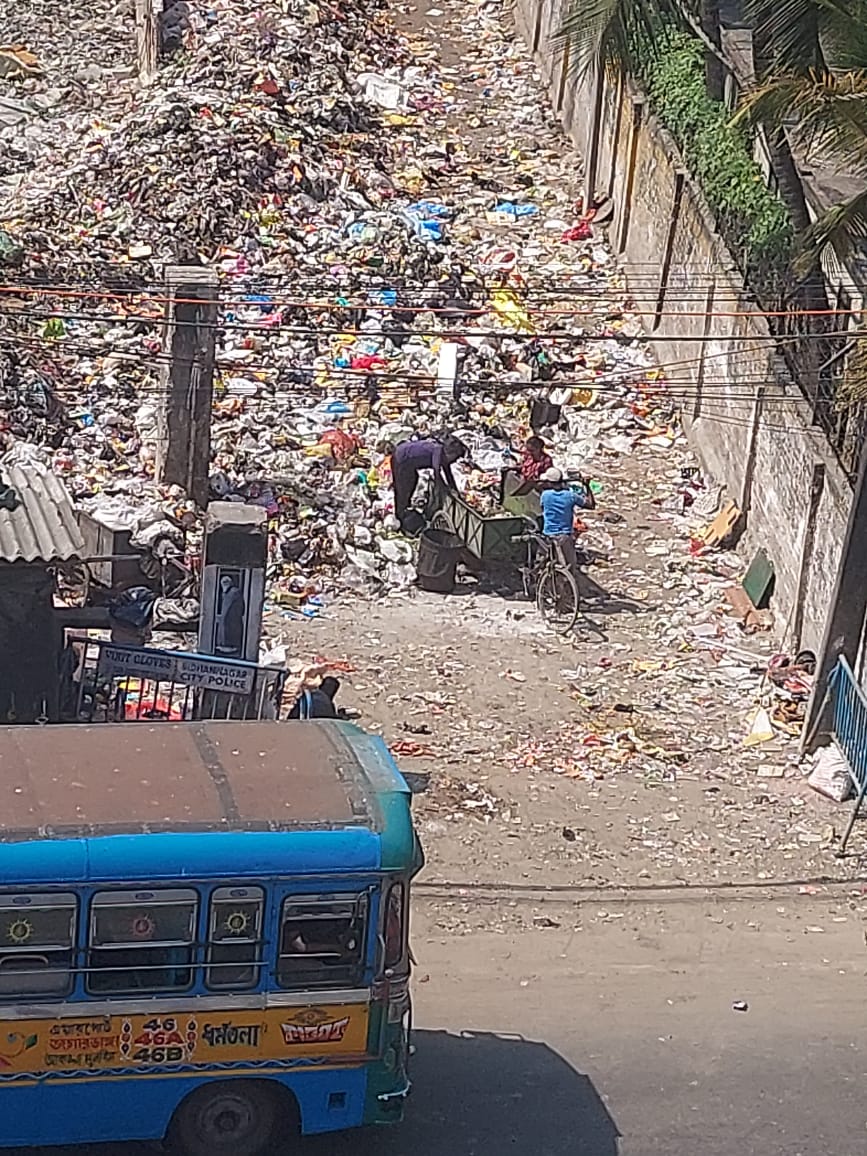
134;0;161;84
156;265;218;509
802;449;867;751
583;59;604;214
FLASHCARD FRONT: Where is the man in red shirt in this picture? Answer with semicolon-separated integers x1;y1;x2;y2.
501;436;555;503
520;436;553;483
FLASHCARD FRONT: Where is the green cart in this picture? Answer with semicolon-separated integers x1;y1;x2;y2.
429;475;531;565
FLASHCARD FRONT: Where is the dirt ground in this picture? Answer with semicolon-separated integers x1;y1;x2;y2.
271;585;861;902
260;0;867;900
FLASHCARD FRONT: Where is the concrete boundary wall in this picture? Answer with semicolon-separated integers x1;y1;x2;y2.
512;0;851;653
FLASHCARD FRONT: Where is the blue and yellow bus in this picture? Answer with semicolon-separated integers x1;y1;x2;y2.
0;718;422;1152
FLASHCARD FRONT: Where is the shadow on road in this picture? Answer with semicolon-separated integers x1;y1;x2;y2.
312;1028;620;1155
18;1028;619;1156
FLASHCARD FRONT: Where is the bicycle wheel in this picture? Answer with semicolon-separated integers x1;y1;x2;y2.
536;565;580;633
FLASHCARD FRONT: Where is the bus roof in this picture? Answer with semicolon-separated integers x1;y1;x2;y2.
0;720;410;841
0;720;417;884
0;716;418;887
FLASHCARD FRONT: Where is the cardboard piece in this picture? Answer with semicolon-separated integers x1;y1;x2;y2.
696;499;741;548
724;585;774;632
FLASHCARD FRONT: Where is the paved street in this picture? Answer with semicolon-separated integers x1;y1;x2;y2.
18;890;867;1156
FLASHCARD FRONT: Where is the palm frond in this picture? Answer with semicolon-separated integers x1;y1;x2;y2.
742;0;827;71
794;185;867;270
556;0;628;66
734;70;867;168
555;0;679;76
813;0;867;69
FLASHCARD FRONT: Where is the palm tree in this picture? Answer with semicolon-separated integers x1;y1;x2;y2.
556;0;680;76
557;0;817;249
556;0;836;397
556;0;722;92
735;0;867;269
555;1;718;209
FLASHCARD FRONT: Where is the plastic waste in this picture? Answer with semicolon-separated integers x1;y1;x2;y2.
808;744;852;803
494;201;538;217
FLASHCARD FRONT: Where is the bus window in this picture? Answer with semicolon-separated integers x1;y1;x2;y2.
206;886;264;990
277;894;367;990
87;889;198;995
0;894;76;997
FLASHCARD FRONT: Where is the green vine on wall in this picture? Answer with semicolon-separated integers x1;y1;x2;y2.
632;30;792;276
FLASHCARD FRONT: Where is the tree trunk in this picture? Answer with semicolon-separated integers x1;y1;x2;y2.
747;2;832;400
763;129;832;401
766;128;812;235
700;0;725;102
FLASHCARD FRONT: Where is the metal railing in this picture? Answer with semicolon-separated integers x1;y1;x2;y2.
61;637;287;723
827;656;867;852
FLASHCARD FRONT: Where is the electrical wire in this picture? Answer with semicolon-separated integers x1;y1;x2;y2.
0;275;761;299
0;325;796;379
1;308;858;348
2;264;848;297
0;281;861;321
0;333;846;413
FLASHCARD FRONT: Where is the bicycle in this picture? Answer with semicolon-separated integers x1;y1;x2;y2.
512;526;581;634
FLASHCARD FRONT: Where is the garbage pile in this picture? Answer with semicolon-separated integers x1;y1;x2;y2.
0;0;685;609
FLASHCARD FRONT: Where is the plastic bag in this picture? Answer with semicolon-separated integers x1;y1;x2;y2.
808;744;853;803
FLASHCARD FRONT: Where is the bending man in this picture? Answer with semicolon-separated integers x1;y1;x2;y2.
391;435;468;528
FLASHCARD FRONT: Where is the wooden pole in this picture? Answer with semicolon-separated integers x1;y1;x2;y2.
156;266;218;509
134;0;160;84
791;462;826;653
556;41;571;112
739;384;766;516
582;59;605;212
692;276;716;421
532;0;545;53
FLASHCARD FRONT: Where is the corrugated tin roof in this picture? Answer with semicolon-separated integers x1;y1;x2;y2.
0;462;84;564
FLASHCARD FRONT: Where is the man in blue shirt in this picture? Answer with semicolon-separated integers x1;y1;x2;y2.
539;467;595;572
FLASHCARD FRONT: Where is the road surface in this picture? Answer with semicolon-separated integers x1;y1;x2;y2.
14;892;867;1156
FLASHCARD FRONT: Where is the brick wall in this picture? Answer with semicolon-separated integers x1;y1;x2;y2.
513;0;851;653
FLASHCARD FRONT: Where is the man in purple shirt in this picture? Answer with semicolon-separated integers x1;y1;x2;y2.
392;435;468;526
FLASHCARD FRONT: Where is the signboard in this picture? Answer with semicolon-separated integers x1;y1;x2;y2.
0;1003;369;1079
174;656;255;694
96;646;174;681
198;565;265;665
97;646;255;696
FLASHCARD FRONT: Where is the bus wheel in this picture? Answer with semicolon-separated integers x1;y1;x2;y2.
167;1081;282;1156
